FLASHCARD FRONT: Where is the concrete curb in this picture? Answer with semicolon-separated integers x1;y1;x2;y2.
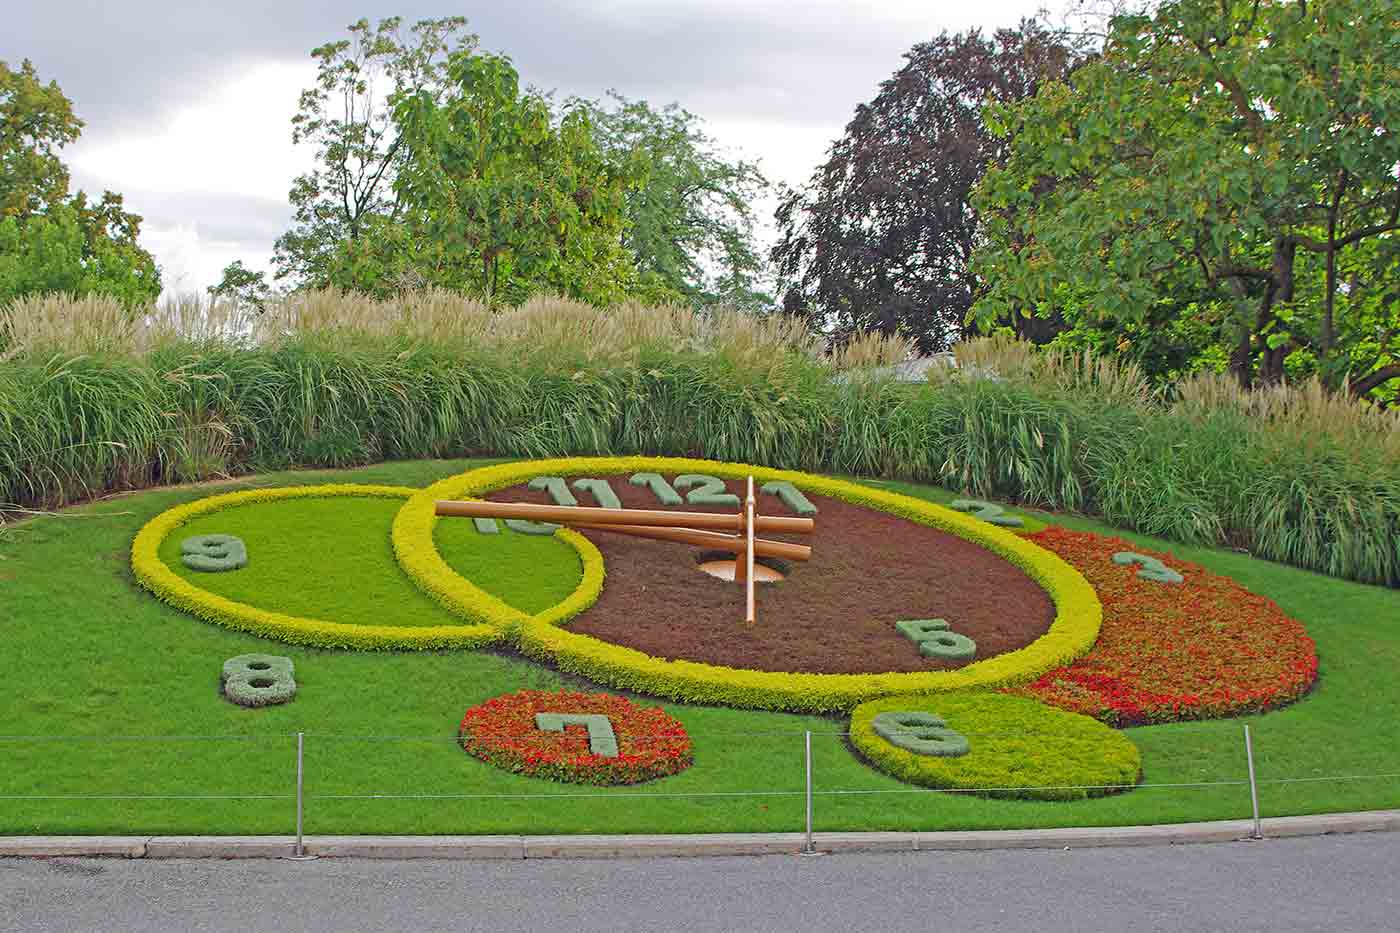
2;810;1396;860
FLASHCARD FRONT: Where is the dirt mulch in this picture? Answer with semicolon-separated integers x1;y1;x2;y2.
486;476;1055;675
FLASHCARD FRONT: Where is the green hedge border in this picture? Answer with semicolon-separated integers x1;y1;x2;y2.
394;457;1102;711
131;483;600;650
850;691;1142;800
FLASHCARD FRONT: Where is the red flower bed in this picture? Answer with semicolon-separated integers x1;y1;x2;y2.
1018;528;1318;726
460;689;693;784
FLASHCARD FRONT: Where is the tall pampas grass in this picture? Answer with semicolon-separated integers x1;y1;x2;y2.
2;289;1396;585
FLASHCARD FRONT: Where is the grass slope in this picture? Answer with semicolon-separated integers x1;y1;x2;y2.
0;458;1396;836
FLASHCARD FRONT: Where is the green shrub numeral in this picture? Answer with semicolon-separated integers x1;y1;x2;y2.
505;518;560;535
221;654;296;707
871;711;970;757
180;534;248;572
674;474;740;508
572;478;622;509
472;517;500;534
950;499;1024;528
629;472;683;506
529;476;578;506
534;712;619;757
896;619;977;661
760;480;818;515
1112;551;1184;584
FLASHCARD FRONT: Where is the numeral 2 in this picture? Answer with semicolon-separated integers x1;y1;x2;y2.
673;474;740;508
1112;552;1184;584
950;499;1024;528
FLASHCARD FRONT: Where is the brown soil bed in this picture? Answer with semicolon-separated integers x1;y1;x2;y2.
487;476;1055;675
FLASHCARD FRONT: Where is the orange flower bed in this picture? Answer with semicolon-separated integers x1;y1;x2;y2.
460;690;693;784
1018;528;1318;726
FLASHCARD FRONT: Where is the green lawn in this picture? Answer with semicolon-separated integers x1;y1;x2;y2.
160;493;582;627
1;458;1396;836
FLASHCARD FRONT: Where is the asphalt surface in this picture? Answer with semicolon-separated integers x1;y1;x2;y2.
2;833;1397;932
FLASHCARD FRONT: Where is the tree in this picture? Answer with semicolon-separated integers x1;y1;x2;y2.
273;16;475;287
208;260;273;312
0;59;159;307
580;92;770;308
0;59;80;219
771;23;1078;352
973;0;1400;400
387;52;641;304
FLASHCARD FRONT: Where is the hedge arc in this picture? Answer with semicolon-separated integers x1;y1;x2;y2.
394;456;1103;712
132;483;600;650
850;691;1142;801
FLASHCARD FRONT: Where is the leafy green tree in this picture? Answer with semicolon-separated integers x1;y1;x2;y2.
772;24;1078;352
208;260;274;312
0;59;159;307
388;52;641;304
274;16;475;287
1;59;80;219
580;92;770;308
973;0;1400;400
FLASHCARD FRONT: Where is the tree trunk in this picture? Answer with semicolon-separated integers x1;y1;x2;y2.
1349;364;1400;400
1255;237;1296;386
1228;328;1254;388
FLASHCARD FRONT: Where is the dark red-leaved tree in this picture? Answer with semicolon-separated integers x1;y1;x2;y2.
772;22;1079;352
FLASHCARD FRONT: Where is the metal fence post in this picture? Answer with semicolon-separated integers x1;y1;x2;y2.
802;730;817;855
285;731;318;861
1244;724;1263;840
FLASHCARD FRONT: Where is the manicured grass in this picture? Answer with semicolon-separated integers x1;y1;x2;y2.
157;493;581;628
434;514;582;615
0;458;1396;836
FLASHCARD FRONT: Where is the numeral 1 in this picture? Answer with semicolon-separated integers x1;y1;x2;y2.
572;478;622;509
760;480;818;515
629;472;683;506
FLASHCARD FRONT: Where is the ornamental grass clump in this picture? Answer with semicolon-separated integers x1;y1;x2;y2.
4;289;1398;585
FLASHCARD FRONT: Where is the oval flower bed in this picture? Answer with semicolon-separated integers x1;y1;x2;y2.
459;689;693;785
1019;528;1319;725
850;690;1141;801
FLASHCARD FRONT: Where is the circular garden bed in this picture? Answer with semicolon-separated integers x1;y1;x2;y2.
460;689;693;785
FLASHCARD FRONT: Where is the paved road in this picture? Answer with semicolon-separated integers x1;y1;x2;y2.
3;834;1397;932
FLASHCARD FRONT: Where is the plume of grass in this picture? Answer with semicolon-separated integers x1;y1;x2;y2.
2;290;1397;585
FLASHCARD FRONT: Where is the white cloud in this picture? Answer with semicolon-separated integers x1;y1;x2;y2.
140;224;276;299
67;61;315;200
62;61;312;296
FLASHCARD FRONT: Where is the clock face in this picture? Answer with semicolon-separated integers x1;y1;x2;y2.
480;475;1054;676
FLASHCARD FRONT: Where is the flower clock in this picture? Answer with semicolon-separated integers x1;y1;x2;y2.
131;456;1318;797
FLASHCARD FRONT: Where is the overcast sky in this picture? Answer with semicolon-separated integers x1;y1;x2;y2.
5;0;1046;295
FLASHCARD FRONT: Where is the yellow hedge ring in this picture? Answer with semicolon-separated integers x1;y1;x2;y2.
131;483;599;650
395;457;1102;711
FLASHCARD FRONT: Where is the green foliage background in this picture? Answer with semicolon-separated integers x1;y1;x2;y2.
1;309;1396;585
